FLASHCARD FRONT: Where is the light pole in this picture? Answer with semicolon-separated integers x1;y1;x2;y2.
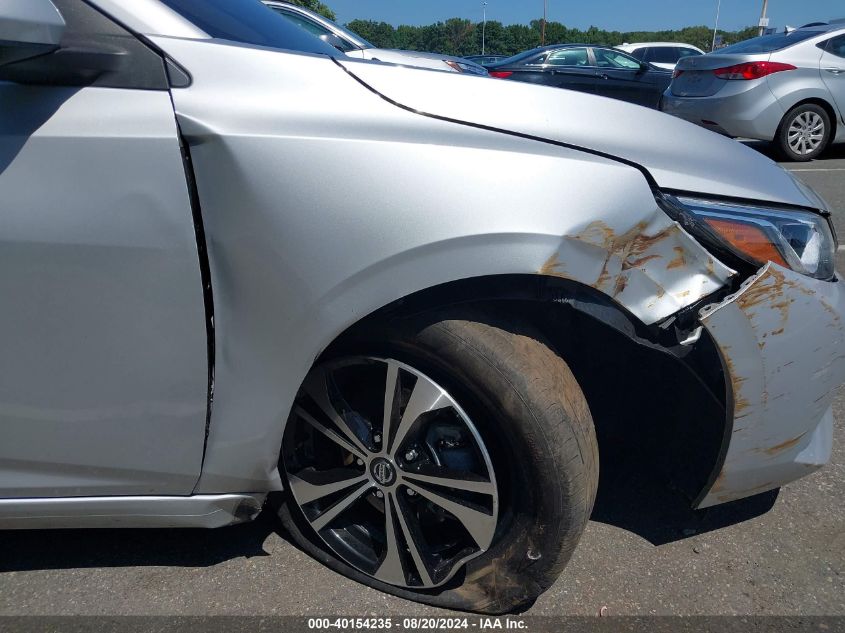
758;0;770;36
541;0;547;46
711;0;722;52
482;1;488;55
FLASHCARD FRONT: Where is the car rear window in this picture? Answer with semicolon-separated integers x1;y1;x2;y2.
718;30;821;54
647;47;683;63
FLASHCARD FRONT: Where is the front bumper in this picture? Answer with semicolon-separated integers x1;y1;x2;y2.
695;263;845;508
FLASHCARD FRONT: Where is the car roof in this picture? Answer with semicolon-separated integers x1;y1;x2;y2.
791;20;845;33
619;42;701;48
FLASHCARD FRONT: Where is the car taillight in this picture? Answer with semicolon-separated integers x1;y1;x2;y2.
673;69;684;79
713;61;796;80
489;71;513;79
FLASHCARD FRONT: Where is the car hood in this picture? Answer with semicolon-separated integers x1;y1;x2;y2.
362;48;486;74
338;58;827;210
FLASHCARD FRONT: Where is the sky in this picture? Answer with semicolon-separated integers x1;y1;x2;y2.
328;1;844;32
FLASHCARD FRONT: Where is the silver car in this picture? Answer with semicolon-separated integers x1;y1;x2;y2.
661;21;845;161
2;0;844;614
262;1;487;76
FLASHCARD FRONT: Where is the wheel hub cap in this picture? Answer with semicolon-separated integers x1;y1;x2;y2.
370;457;397;487
788;112;825;155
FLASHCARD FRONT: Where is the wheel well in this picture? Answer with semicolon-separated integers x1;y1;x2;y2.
330;274;729;504
780;98;839;138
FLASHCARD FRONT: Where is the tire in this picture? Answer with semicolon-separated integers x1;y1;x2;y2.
777;103;832;162
275;306;598;614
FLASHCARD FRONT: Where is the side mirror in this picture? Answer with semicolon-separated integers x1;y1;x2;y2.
319;33;347;52
638;62;651;73
0;0;65;67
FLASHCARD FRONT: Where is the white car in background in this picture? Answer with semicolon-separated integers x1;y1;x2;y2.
262;1;488;75
617;42;705;70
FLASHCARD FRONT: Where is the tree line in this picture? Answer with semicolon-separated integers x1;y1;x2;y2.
346;19;759;57
280;2;759;58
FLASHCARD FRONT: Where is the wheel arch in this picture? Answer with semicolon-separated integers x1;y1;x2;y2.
777;97;839;140
324;272;731;506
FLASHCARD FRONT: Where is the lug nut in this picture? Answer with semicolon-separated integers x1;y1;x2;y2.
375;490;384;498
356;458;364;466
373;434;382;443
406;489;416;497
404;449;418;462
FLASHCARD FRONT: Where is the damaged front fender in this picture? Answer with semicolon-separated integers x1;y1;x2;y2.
696;263;845;508
540;210;735;324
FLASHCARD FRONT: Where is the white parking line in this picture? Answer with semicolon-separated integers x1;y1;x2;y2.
787;168;845;172
838;246;845;252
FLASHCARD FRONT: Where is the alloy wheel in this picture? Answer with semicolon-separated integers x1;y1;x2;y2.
787;111;825;156
282;357;499;589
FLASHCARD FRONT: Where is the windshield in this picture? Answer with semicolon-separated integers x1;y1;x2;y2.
314;13;374;49
267;4;375;51
489;47;548;67
718;29;821;54
158;0;338;55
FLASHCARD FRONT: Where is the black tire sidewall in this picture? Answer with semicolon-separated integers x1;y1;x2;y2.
276;307;598;614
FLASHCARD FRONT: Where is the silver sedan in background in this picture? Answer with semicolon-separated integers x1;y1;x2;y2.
661;21;845;161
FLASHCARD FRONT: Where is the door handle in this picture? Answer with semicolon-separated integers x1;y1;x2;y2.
824;67;845;75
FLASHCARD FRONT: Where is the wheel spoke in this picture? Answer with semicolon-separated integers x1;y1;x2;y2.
310;481;372;531
374;493;406;585
393;494;434;586
388;376;450;455
287;357;499;590
302;370;370;456
382;361;399;453
404;481;496;550
403;471;495;495
295;406;366;459
288;471;368;505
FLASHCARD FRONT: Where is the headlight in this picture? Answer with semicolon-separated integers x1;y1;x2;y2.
658;194;836;280
444;60;488;76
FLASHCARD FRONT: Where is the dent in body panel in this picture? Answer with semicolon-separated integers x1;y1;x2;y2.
696;263;845;508
539;209;734;323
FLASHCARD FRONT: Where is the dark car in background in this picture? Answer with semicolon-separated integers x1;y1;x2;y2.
485;44;673;108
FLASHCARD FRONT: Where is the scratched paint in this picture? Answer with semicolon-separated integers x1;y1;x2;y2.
540;209;735;323
696;263;845;508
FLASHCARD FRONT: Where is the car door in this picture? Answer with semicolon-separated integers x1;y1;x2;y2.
541;48;598;94
0;0;209;497
592;47;663;107
820;34;845;121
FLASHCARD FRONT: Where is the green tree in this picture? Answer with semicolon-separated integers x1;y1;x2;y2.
347;20;396;48
342;15;760;58
287;0;335;21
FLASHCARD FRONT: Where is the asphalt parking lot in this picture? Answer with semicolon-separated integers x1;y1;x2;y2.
1;144;844;619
